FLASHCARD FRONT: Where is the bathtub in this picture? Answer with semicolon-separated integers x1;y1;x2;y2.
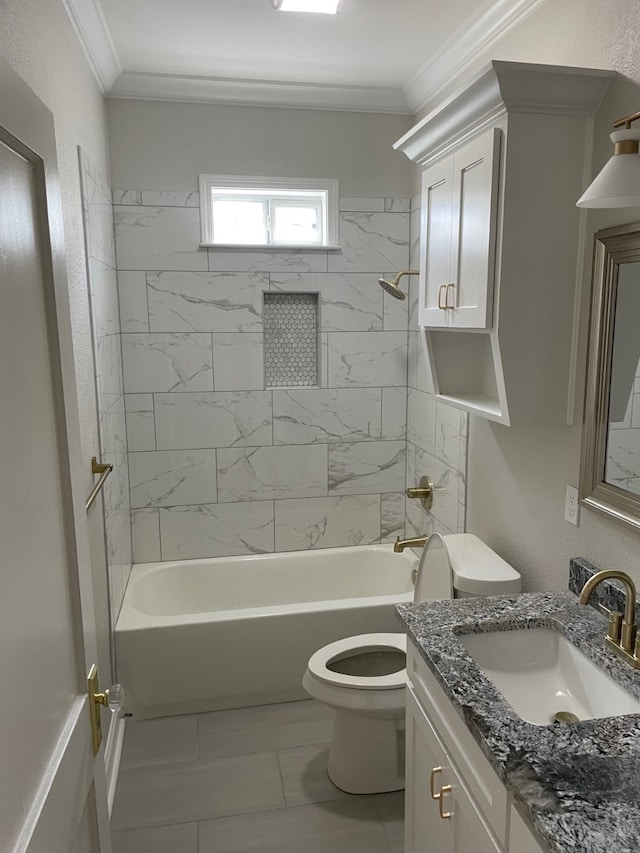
115;544;418;719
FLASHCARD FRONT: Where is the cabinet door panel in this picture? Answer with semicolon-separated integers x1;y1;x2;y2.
405;688;449;853
419;158;454;328
449;128;501;329
442;778;504;853
509;807;548;853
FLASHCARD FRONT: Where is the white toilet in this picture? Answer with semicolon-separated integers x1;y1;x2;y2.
302;533;522;794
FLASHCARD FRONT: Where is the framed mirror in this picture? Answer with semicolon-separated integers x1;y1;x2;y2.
580;221;640;531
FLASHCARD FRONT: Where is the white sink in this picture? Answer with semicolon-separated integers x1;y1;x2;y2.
460;628;640;726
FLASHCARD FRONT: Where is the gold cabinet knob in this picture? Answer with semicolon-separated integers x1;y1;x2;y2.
406;475;434;510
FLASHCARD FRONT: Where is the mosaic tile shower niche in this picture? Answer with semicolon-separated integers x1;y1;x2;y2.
263;292;319;388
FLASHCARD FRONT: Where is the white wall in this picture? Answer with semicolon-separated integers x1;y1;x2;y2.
416;0;640;590
107;99;413;198
0;0;114;677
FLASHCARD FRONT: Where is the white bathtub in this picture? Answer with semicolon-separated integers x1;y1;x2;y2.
115;544;418;719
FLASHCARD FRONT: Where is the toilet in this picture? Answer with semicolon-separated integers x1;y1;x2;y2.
302;533;522;794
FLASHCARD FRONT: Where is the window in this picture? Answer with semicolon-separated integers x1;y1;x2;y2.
199;175;339;248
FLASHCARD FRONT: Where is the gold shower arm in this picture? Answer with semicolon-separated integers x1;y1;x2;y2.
392;270;419;284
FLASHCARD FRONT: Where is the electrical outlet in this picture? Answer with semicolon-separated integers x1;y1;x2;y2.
564;484;580;526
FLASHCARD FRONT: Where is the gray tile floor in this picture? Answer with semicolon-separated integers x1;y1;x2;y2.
111;699;404;853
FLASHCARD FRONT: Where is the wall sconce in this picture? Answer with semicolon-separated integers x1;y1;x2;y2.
577;112;640;208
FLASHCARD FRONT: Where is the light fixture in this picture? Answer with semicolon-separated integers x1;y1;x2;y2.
577;112;640;208
271;0;344;13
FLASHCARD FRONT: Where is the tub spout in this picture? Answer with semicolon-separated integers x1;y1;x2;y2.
393;535;429;553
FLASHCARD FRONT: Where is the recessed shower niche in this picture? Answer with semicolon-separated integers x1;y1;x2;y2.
263;292;319;388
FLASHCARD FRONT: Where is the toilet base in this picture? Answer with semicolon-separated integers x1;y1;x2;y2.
327;709;405;794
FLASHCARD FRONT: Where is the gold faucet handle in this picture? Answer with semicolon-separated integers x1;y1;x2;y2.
406;475;434;510
606;610;623;643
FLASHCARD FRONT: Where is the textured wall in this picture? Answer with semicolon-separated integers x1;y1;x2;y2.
107;99;413;199
0;0;114;679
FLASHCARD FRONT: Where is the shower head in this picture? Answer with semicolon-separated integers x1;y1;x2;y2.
378;276;407;300
377;270;419;301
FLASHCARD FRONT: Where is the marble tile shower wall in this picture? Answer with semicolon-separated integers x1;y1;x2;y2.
404;195;467;540
113;191;414;562
79;152;132;624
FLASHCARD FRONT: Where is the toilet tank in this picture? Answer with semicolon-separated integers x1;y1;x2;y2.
414;533;522;602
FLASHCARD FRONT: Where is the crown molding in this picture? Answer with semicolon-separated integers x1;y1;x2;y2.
403;0;549;113
395;61;615;168
61;0;121;92
108;71;411;114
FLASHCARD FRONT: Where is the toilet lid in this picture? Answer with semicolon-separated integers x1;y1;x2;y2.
307;633;407;690
414;533;454;602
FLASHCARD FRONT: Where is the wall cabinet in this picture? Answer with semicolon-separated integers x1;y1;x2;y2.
395;61;614;426
405;642;549;853
419;128;500;330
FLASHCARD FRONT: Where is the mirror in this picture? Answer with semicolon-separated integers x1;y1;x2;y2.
580;222;640;530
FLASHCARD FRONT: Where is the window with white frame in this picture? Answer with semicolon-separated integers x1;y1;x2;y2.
198;175;339;248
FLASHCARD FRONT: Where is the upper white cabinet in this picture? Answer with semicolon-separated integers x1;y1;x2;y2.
395;61;615;426
420;128;500;329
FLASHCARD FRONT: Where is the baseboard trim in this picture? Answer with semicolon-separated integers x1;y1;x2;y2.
104;713;126;816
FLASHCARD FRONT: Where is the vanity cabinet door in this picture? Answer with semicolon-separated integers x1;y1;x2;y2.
406;685;506;853
405;687;450;852
508;806;549;853
442;771;504;853
418;128;500;330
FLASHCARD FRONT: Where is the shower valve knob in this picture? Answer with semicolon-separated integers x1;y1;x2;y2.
406;475;434;510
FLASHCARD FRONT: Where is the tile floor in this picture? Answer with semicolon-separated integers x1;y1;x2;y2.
111;699;404;853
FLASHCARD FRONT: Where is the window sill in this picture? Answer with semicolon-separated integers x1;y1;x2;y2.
200;243;342;252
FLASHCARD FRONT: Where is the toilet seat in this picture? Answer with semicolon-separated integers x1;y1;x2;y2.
307;632;407;690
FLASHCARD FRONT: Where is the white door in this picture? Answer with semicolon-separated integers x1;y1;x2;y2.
448;128;501;329
0;59;112;853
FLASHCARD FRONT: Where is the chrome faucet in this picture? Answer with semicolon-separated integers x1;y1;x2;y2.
579;569;640;668
394;535;429;553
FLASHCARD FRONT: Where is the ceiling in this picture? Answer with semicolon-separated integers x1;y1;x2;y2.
66;0;548;113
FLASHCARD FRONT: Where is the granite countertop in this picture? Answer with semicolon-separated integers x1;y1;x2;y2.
396;560;640;853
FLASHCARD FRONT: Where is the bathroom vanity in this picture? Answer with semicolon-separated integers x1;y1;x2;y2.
398;561;640;853
405;642;546;852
